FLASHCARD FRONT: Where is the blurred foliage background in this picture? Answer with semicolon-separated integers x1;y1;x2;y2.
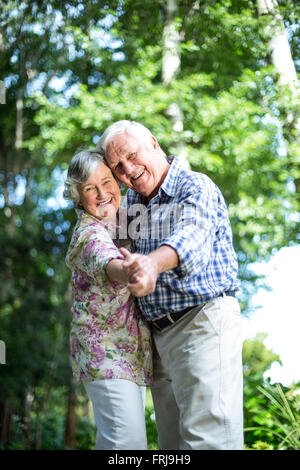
0;0;299;450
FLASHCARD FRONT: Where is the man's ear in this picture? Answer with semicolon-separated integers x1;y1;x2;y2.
150;135;159;150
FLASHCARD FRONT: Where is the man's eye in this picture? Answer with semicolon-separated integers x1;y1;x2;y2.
129;152;136;159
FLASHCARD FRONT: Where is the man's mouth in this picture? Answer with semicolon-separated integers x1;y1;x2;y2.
132;169;145;181
97;197;112;206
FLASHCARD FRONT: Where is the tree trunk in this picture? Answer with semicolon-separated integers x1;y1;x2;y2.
21;389;33;449
0;399;13;447
162;0;180;86
64;382;77;450
162;0;190;168
257;0;299;91
34;411;42;450
257;0;300;199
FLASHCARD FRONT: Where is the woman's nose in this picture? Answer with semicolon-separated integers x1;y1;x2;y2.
96;187;107;199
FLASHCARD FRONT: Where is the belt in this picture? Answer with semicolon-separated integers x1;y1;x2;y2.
150;290;236;332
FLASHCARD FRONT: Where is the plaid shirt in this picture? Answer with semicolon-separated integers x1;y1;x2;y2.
123;156;239;321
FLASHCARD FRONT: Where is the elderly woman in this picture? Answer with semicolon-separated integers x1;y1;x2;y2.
63;150;153;450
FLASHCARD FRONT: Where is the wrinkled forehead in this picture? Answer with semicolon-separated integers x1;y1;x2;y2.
105;133;145;167
107;132;142;153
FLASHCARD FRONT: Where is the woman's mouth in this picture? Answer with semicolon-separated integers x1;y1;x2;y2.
96;197;112;206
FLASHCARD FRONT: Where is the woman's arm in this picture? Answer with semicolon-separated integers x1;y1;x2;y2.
105;258;128;285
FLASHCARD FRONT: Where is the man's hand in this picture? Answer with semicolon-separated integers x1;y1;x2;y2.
119;245;179;297
119;247;159;297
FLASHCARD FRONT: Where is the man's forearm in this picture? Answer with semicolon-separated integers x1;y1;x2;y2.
148;244;179;275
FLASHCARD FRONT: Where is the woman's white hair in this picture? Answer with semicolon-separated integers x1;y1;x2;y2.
96;120;166;157
63;150;104;206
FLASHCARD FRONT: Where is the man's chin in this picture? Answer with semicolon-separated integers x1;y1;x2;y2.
130;181;152;197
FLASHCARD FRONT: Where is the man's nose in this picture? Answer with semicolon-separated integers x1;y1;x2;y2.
122;160;135;176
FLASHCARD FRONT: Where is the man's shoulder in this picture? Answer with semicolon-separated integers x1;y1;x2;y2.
173;162;216;197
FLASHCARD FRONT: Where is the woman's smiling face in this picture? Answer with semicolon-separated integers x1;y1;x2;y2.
78;161;121;221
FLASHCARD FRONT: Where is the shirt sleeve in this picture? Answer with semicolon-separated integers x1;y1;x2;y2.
159;184;219;278
74;226;123;281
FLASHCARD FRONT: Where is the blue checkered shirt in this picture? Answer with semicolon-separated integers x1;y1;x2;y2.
123;156;239;321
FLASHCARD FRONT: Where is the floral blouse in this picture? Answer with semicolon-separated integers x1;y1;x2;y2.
65;210;153;386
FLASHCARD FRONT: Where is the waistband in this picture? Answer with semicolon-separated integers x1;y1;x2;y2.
150;290;237;332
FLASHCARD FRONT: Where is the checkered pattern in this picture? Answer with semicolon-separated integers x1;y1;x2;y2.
124;156;239;321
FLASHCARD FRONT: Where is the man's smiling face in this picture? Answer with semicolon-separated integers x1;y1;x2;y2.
105;132;170;201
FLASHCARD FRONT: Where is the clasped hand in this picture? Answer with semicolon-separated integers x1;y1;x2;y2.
119;247;158;297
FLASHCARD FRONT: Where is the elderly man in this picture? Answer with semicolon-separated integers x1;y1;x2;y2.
97;120;244;450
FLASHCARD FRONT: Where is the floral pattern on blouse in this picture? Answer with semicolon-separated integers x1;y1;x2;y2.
65;210;153;386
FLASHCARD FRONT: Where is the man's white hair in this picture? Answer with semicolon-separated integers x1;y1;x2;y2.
96;120;166;156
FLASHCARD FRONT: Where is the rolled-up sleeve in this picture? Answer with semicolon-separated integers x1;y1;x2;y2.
77;228;123;281
159;187;218;278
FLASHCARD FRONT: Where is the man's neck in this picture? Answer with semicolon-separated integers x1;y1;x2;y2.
145;160;171;205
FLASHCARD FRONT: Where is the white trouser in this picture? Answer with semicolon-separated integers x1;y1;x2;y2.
151;295;244;450
84;378;147;450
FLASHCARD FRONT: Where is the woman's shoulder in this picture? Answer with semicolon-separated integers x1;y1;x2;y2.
66;211;115;262
76;210;115;241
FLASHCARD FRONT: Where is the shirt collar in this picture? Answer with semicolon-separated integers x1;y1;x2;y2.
126;156;184;204
76;208;119;237
159;156;183;198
